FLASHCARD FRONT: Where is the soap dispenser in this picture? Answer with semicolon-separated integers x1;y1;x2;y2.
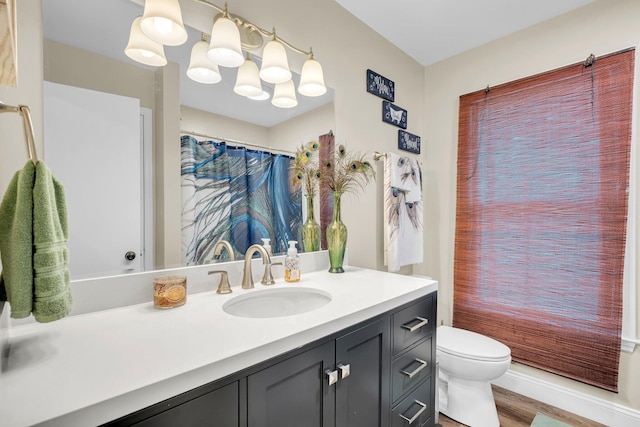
261;238;272;256
284;240;300;283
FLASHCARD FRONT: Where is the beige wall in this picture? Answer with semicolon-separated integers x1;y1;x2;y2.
269;102;335;151
424;0;640;411
181;101;334;153
180;105;270;147
44;39;155;109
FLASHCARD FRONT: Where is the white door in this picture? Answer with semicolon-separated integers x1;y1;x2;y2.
43;81;143;280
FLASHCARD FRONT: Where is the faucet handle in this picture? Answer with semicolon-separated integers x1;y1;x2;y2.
261;262;283;286
208;270;232;294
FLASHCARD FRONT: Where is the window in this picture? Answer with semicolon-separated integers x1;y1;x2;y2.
454;49;634;392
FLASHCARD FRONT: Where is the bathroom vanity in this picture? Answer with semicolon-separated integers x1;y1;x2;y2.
105;293;436;427
0;264;437;427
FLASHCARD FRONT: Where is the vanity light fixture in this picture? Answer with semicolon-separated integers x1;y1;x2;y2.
233;53;263;97
259;31;291;84
207;4;244;67
298;50;327;97
140;0;188;46
186;34;222;84
125;16;168;67
271;79;298;108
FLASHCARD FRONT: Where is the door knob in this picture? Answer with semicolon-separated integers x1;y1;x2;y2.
125;251;136;261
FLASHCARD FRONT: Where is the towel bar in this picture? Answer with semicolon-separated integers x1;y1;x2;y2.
373;151;387;161
0;100;38;164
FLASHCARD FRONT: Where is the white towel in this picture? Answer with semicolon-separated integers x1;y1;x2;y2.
389;152;421;202
383;153;424;272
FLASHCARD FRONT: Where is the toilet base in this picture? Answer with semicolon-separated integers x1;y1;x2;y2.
439;372;500;427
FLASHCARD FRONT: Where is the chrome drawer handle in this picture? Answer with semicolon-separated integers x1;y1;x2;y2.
401;316;429;332
399;399;427;424
400;358;428;378
325;369;338;386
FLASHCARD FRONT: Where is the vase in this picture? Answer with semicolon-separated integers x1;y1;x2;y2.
301;194;321;252
326;191;347;273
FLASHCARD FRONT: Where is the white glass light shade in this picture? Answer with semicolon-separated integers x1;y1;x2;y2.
259;40;291;84
272;80;298;108
208;16;244;67
187;41;222;84
125;17;167;67
248;90;270;101
234;58;262;97
298;58;327;97
140;0;188;46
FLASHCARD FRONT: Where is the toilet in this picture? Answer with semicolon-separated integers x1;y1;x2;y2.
437;325;511;427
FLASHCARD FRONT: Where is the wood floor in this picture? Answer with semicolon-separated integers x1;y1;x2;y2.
438;385;607;427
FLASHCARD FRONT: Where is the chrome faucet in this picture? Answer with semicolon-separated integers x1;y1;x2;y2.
242;244;271;289
213;240;235;261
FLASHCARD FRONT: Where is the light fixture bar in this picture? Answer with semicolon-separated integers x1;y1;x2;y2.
194;0;313;57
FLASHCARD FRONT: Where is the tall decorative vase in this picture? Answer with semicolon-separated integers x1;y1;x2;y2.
326;191;347;273
302;194;321;252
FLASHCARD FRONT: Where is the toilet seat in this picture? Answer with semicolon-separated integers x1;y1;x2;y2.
437;326;511;362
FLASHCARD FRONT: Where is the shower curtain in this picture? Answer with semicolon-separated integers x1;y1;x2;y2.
181;135;301;265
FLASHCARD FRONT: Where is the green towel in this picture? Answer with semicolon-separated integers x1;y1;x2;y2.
0;161;35;318
0;160;72;322
32;161;72;322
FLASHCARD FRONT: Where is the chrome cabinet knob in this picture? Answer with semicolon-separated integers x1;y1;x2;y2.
337;363;350;379
325;369;338;386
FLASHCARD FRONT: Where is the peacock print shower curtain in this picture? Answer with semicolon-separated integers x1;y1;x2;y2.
181;135;301;265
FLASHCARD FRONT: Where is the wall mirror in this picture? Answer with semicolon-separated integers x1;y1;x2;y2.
41;0;335;280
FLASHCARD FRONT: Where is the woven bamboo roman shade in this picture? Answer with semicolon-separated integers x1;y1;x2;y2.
454;49;633;392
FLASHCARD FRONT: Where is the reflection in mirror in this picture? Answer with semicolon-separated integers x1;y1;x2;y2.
180;135;302;265
41;0;334;280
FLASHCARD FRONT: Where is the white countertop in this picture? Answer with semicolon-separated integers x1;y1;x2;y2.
0;266;437;427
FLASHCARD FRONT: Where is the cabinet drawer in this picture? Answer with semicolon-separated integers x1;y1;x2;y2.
391;378;432;427
393;296;434;355
392;338;432;403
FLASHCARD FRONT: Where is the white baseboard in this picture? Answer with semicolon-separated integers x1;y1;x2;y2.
492;369;640;427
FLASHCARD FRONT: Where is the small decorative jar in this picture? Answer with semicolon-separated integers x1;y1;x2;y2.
153;275;187;308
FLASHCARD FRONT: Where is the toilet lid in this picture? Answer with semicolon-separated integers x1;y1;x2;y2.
437;326;511;362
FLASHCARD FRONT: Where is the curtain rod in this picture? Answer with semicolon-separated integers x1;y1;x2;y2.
180;129;295;156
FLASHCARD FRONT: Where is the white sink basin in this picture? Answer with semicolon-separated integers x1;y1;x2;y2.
222;287;332;318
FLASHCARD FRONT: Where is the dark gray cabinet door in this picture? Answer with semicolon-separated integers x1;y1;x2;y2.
131;381;240;427
247;341;335;427
335;318;391;427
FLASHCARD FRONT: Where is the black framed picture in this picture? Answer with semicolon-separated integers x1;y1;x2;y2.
398;130;421;154
382;101;407;129
367;69;395;102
